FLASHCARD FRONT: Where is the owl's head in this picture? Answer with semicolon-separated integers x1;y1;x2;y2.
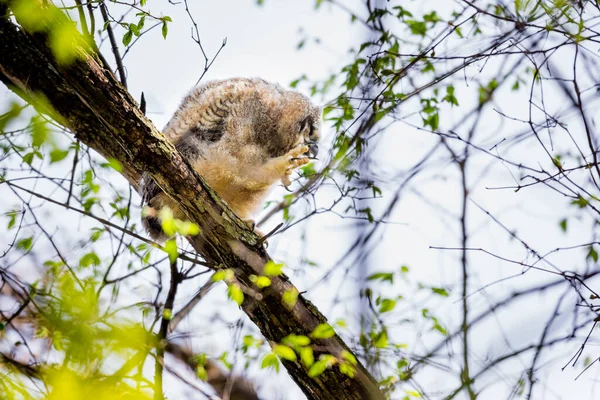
276;89;322;158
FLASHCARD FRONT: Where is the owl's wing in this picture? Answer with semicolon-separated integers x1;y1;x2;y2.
141;123;227;203
162;78;269;144
141;79;255;204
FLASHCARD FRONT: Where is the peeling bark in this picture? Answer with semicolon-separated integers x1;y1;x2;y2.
0;3;384;399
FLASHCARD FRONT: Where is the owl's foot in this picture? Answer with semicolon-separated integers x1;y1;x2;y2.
288;143;311;159
242;218;265;237
281;144;309;187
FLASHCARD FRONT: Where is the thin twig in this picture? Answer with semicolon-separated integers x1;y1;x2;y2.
100;2;127;87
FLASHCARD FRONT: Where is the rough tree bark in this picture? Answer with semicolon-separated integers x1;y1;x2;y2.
0;2;384;399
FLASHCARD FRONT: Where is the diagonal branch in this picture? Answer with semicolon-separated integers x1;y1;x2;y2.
0;3;383;399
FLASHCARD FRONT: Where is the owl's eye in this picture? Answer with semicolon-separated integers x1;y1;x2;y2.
298;117;309;133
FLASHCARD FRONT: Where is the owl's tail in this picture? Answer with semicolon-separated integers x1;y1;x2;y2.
139;172;170;242
141;209;169;242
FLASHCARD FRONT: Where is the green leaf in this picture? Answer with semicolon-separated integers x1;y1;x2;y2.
264;260;284;276
79;252;101;267
228;283;244;306
406;20;427;36
300;162;316;178
82;197;99;213
308;360;328;377
559;219;567;232
261;353;280;372
282;287;299;310
31;117;49;148
552;156;563;171
0;101;22;132
379;299;396;313
174;220;200;236
129;23;141;37
49;148;69;163
16;237;33;251
374;108;389;122
339;362;356;378
196;365;207;381
443;85;459;106
423;112;439;131
423;11;441;23
367;272;394;284
122;30;133;46
433;320;448;336
242;335;262;352
103;158;123;172
44;260;64;269
289;75;306;88
162;308;172;320
397;358;409;369
311;323;335;339
282;334;311;347
49;22;82;65
300;346;314;367
255;276;271;288
359;207;374;223
136;15;146;31
23;152;36;165
7;210;18;230
340;350;357;365
163;239;179;264
90;228;103;242
393;5;413;19
587;246;598;263
374;330;388;348
273;344;297;361
161;21;168;39
212;269;234;282
432;287;449;297
334;318;347;328
572;196;588;208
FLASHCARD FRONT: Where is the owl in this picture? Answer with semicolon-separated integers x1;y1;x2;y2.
140;78;321;241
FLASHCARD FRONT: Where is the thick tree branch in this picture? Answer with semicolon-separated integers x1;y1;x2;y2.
0;3;383;399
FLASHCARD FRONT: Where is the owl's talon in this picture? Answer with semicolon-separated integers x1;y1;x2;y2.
281;172;292;187
288;144;310;159
243;218;256;231
288;157;309;169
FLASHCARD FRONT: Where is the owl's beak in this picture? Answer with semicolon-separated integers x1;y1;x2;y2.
307;140;319;158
